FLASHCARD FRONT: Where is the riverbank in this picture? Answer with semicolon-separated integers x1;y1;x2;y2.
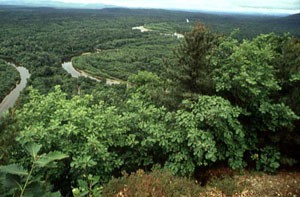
132;26;152;32
62;61;125;85
0;62;30;116
0;60;20;101
132;25;184;39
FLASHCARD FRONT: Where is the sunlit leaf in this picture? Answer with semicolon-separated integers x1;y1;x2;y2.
0;164;28;176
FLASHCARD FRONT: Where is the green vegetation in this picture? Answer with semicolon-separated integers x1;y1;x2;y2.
208;176;243;196
102;168;203;196
166;25;300;173
0;143;67;196
144;22;176;33
0;7;298;97
0;6;300;196
0;60;20;101
72;34;178;80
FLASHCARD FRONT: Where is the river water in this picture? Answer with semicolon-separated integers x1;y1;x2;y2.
62;61;122;85
0;60;120;117
0;57;128;116
0;63;30;116
62;61;101;81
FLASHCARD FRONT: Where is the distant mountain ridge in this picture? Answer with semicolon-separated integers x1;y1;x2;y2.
285;13;300;19
0;0;115;9
0;0;300;20
278;12;300;26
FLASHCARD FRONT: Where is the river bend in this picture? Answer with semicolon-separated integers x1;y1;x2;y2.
0;62;30;116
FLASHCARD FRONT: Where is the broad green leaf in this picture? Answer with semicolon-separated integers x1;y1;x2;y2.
25;143;42;158
36;151;68;167
0;164;28;176
1;173;22;190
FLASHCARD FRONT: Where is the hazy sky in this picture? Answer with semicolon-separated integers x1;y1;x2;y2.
3;0;300;14
52;0;300;14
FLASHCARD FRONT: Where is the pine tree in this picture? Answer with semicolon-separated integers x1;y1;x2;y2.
166;23;220;100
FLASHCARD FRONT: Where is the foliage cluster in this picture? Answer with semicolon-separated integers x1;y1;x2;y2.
0;143;67;196
5;85;248;194
168;24;300;173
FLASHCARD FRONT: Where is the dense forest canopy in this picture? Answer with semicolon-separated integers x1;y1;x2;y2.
0;6;300;196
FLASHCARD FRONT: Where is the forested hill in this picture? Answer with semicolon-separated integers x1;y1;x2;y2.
0;7;298;95
1;6;299;37
285;12;300;19
282;13;300;25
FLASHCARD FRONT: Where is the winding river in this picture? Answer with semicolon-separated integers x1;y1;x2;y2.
0;62;30;116
0;59;119;116
0;25;173;116
63;26;183;85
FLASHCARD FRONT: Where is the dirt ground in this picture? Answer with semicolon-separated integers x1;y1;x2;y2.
201;170;300;196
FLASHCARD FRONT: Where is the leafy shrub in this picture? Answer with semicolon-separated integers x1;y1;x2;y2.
102;169;203;197
252;146;281;173
164;96;247;176
72;174;103;197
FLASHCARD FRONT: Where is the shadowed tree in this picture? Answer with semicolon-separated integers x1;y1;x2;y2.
165;23;220;103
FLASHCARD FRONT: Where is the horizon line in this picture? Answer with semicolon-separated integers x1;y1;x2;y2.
0;2;298;16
